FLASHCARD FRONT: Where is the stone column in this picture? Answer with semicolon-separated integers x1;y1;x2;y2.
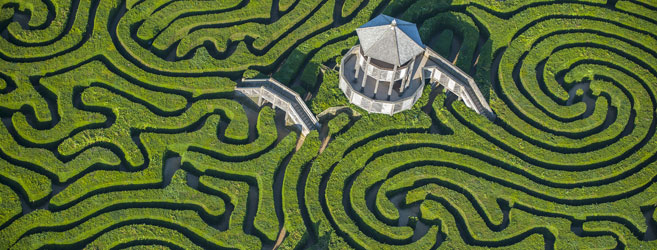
400;67;408;92
258;87;264;106
401;67;409;91
387;65;398;99
354;52;361;81
360;56;371;90
403;58;416;91
373;79;380;98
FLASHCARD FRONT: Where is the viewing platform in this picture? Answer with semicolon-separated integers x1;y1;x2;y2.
338;14;494;120
339;45;425;115
235;78;320;135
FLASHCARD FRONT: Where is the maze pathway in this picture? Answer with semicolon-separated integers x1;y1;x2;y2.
0;0;656;249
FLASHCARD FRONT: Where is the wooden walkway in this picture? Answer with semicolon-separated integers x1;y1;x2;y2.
236;78;320;135
423;48;496;121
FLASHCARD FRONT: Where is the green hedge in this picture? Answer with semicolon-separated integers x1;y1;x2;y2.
305;105;432;247
428;29;453;58
1;169;246;248
279;131;321;249
494;21;651;131
113;0;386;76
328;112;351;136
342;133;654;247
50;105;273;207
57;86;247;167
0;0;88;59
341;0;364;18
136;0;242;40
419;12;479;73
7;208;249;249
0;157;51;203
83;224;203;249
460;46;656;167
2;0;66;43
12;61;187;145
182;131;298;242
175;0;327;54
1;0;657;249
279;0;297;12
437;99;657;218
0;119;121;183
310;69;349;114
299;36;358;89
0;183;21;227
199;175;262;249
49;169;225;215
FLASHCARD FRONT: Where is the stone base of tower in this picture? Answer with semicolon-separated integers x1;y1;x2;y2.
338;45;425;115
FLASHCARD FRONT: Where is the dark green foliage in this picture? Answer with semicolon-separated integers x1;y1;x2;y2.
0;184;21;227
328;113;351;136
280;131;321;249
310;69;350;114
429;29;453;58
1;0;656;249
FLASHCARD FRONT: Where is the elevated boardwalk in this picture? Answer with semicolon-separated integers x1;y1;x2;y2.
235;78;320;135
422;48;496;121
339;45;495;120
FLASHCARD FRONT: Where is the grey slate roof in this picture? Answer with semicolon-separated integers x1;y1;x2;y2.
356;14;425;66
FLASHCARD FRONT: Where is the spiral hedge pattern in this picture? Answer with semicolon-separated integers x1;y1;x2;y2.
1;0;656;249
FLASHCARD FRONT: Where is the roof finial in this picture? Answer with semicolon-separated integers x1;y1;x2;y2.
391;19;397;27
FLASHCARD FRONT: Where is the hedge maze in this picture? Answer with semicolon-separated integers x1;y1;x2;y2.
1;0;657;249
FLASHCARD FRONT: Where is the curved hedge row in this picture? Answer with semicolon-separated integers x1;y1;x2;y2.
182;130;298;242
83;224;204;250
296;0;657;248
1;0;657;249
199;175;262;249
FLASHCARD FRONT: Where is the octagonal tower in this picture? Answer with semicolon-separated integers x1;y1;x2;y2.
339;15;427;115
339;14;495;119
